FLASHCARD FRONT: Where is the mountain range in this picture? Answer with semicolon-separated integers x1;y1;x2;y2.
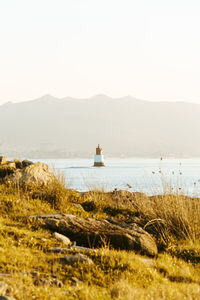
0;94;200;158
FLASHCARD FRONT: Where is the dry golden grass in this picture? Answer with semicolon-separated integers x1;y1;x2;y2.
77;188;200;250
0;174;200;299
132;193;200;247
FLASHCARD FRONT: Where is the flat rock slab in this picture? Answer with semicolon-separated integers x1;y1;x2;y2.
29;213;75;220
42;215;158;257
60;254;93;265
50;246;99;254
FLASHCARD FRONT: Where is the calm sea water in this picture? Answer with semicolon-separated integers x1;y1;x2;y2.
31;158;200;197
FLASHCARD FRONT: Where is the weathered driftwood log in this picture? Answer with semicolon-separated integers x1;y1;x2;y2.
41;215;157;257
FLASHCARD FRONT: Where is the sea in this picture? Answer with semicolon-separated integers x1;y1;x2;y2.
30;157;200;197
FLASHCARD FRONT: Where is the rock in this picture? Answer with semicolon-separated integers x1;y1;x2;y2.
43;215;158;257
0;282;13;296
81;201;96;212
60;253;93;265
137;257;157;267
50;245;98;254
29;213;75;220
22;160;33;168
14;160;23;169
52;232;71;246
0;156;7;165
7;162;56;185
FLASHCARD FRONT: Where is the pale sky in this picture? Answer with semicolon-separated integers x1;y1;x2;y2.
0;0;200;103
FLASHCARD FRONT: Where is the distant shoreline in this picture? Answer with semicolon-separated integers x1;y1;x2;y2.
5;153;200;160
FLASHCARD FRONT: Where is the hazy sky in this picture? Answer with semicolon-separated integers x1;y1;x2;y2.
0;0;200;103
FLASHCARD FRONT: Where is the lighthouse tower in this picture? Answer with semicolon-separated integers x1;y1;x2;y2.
94;144;105;167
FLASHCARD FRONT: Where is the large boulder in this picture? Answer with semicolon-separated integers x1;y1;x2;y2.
41;215;157;257
7;162;56;185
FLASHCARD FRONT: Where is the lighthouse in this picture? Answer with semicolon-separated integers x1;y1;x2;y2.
94;144;105;167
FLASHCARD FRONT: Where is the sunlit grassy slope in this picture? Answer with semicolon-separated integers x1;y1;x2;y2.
0;179;200;299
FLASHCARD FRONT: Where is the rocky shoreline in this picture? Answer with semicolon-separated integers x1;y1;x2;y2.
0;157;199;299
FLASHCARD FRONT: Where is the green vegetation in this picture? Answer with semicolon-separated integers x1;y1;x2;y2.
0;177;200;299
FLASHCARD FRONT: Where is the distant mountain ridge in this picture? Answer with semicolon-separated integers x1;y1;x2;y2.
0;94;200;158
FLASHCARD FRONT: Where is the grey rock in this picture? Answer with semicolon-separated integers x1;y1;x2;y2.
50;245;98;254
29;213;75;220
22;160;33;168
60;253;93;265
52;232;71;246
7;162;56;185
138;257;157;267
15;161;23;169
43;215;158;257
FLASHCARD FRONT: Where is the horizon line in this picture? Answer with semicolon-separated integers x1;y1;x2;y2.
0;93;199;106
